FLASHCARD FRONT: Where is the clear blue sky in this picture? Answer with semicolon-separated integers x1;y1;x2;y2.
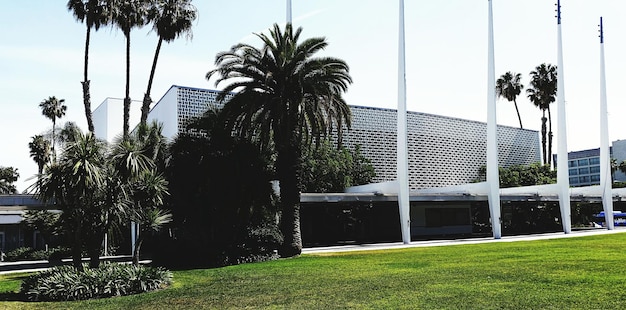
1;0;626;192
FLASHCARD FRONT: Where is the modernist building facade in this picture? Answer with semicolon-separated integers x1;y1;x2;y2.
145;85;541;190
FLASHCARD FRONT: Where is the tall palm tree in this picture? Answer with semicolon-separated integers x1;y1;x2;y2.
526;64;557;166
207;23;352;257
67;0;110;133
140;0;197;126
496;71;524;129
28;135;51;175
39;96;67;158
110;0;150;138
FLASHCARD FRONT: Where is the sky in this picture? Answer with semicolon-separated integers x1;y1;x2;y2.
2;0;626;192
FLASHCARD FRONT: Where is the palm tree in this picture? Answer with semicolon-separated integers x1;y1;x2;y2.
496;72;524;129
110;0;150;138
207;23;352;257
129;169;170;265
109;121;169;265
28;135;51;175
526;64;557;166
67;0;110;133
140;0;197;126
35;130;107;268
39;96;67;158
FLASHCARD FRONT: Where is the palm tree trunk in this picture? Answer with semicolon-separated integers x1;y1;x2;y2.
132;235;144;266
276;135;303;258
547;106;553;167
72;219;83;270
123;32;131;138
82;26;95;133
541;113;547;165
88;233;102;269
513;99;523;129
52;119;56;161
141;37;163;127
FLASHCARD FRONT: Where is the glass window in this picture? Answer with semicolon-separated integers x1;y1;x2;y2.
578;159;589;166
568;161;577;168
579;176;590;183
590;166;600;174
589;157;600;165
569;168;578;175
569;177;578;184
590;175;601;182
578;167;589;175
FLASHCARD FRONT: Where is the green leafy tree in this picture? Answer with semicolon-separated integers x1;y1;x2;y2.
496;71;524;129
475;163;556;188
110;0;150;137
0;166;19;194
140;0;197;126
615;158;626;175
207;23;352;257
300;140;375;193
165;109;280;267
22;210;61;247
527;64;557;166
29;135;51;175
67;0;111;133
39;96;67;158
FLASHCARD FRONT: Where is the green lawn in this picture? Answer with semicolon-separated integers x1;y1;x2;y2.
2;232;626;309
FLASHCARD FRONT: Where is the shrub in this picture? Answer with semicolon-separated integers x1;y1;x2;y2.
4;247;71;262
5;247;34;262
20;263;172;301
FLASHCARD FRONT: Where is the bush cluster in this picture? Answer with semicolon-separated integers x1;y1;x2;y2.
20;263;172;301
4;247;71;262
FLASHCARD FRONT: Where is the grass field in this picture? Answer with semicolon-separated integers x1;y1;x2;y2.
2;232;626;309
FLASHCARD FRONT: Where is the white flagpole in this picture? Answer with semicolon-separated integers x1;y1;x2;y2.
287;0;292;24
397;0;411;244
599;17;615;229
556;0;571;233
486;0;502;239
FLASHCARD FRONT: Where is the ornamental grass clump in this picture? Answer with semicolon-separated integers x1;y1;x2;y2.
20;262;172;301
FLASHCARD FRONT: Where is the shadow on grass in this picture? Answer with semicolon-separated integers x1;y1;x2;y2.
0;291;26;302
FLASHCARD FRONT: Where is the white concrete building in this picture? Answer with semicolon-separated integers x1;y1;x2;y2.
92;97;142;142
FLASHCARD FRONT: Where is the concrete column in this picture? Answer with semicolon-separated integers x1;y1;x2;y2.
397;0;411;244
556;0;571;233
486;0;502;239
599;17;614;229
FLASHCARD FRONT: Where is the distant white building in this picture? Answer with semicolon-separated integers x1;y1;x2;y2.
92;98;141;142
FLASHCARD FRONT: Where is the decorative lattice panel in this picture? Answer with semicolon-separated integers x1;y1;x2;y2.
172;87;541;190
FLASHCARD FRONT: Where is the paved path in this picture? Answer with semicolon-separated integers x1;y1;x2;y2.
303;227;626;254
0;256;148;275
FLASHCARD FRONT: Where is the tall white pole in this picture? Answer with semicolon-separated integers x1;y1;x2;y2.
599;17;615;230
287;0;292;24
486;0;501;239
556;0;572;233
397;0;411;244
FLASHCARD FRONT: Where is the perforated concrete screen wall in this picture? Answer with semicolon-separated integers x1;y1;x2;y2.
337;106;540;190
160;86;541;190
